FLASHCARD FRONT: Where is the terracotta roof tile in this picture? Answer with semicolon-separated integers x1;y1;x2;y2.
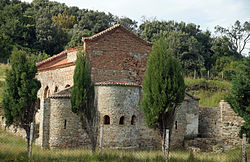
82;24;153;46
36;46;80;67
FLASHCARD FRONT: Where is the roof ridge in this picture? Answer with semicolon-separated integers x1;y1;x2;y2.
82;24;152;46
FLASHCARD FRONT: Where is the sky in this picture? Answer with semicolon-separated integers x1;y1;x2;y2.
22;0;249;54
21;0;249;31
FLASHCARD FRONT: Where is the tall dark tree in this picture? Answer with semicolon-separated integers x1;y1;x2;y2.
2;48;41;152
141;38;185;161
71;49;97;153
226;56;250;141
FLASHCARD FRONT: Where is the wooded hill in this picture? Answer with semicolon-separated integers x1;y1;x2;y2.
0;0;249;79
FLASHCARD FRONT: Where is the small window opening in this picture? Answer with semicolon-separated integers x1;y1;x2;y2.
131;115;136;125
119;116;125;125
175;121;177;130
65;84;70;88
2;116;4;120
54;86;58;93
64;120;67;129
103;115;110;125
36;98;41;110
44;86;49;98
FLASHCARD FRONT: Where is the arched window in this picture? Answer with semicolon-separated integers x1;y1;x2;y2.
175;121;178;130
65;84;70;88
131;115;136;125
36;98;41;110
44;86;50;98
103;115;110;125
54;86;58;93
119;116;125;125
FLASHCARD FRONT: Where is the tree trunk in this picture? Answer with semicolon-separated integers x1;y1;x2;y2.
82;115;96;154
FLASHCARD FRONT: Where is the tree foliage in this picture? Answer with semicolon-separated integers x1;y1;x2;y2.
71;49;96;153
226;57;250;141
215;20;250;55
141;38;185;160
2;48;41;151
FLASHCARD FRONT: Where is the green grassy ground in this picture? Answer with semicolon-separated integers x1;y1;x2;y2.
185;78;231;107
0;129;248;162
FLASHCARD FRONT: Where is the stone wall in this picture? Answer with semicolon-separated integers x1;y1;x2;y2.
36;65;75;99
199;107;220;138
171;96;199;148
199;101;245;149
0;116;26;138
96;85;161;149
219;101;245;146
49;98;90;148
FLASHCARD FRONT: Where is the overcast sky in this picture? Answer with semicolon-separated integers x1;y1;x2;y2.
21;0;249;31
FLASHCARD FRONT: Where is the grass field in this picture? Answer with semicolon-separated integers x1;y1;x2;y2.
185;78;232;107
0;129;249;162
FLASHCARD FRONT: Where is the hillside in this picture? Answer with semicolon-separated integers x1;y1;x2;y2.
185;78;231;107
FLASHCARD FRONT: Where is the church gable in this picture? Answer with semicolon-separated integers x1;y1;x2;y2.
83;25;153;85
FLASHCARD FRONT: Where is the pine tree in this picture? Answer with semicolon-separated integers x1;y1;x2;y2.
141;38;185;161
71;49;97;153
2;48;41;152
226;56;250;142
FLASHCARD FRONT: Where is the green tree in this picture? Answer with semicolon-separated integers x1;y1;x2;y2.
215;20;250;55
2;48;41;152
71;49;97;153
226;56;250;141
65;29;93;49
141;38;186;161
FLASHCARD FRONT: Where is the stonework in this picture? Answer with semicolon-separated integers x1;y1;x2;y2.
198;101;245;150
0;25;246;151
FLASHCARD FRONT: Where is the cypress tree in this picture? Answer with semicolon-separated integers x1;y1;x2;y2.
71;49;96;153
2;48;41;152
141;38;185;160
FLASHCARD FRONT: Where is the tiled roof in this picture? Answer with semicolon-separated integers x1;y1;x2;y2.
95;81;140;87
82;24;153;46
36;47;80;67
50;82;140;98
50;87;72;98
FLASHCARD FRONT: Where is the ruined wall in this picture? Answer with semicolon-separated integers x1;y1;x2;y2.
85;27;152;85
219;101;245;146
199;107;220;138
0;116;26;138
49;98;90;148
199;101;245;148
171;98;199;148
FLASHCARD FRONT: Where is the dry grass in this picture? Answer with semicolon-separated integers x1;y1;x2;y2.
0;129;249;162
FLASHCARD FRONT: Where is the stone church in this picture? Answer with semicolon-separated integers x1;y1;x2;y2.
34;24;200;149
